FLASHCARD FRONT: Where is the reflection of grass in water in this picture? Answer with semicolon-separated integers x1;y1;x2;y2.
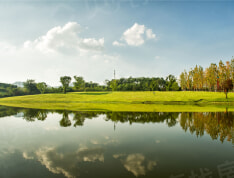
0;91;234;112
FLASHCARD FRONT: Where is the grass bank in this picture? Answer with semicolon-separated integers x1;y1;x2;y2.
0;91;233;112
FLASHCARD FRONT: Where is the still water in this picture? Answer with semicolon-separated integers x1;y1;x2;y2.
0;106;233;178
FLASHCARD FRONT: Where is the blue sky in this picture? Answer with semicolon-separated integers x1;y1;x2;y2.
0;0;234;85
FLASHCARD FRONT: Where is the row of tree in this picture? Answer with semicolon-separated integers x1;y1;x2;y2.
179;59;234;92
1;74;181;97
105;75;179;91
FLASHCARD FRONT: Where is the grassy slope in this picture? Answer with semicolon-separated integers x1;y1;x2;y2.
0;91;234;112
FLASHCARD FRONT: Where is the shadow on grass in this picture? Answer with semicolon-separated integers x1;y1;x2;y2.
76;92;110;96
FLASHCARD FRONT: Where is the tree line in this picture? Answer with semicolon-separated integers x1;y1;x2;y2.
179;59;234;93
105;75;179;91
0;74;180;97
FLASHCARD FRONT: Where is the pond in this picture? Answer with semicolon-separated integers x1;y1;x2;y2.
0;106;233;178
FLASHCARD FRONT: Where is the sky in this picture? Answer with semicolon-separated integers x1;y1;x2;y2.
0;0;234;86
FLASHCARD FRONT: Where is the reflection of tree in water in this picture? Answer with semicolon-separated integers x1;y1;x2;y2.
59;111;71;127
105;112;179;127
180;112;234;143
22;109;48;122
1;106;233;144
73;112;100;127
0;106;20;118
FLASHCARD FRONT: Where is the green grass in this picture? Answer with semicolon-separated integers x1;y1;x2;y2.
0;91;234;112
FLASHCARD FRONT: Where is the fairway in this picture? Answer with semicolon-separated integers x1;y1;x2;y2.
0;91;234;112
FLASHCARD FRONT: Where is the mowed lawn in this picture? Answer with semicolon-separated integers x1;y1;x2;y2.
0;91;234;112
0;91;233;103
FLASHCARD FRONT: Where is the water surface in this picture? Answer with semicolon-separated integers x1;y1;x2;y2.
0;106;233;178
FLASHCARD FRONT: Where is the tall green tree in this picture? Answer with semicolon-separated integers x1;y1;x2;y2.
110;79;118;91
150;80;158;91
179;71;186;91
218;60;226;90
36;82;47;94
23;79;39;94
166;75;178;91
206;63;217;91
198;66;204;90
73;76;85;91
193;65;199;91
186;70;193;91
60;76;71;94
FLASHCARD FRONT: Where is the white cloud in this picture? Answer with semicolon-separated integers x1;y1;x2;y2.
0;21;121;86
80;38;104;51
24;22;104;54
0;42;16;53
146;29;156;39
122;23;145;46
112;41;125;47
113;23;156;47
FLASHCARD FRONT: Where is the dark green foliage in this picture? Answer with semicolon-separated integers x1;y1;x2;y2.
0;83;22;97
60;112;71;127
0;73;180;98
23;79;40;94
73;76;85;91
106;76;177;91
36;82;47;94
60;76;71;94
166;75;179;91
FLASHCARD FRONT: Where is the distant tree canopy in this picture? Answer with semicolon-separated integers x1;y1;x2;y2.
105;75;179;91
60;76;71;94
36;82;47;94
1;73;181;98
0;83;21;97
180;58;234;92
23;79;40;94
73;76;85;91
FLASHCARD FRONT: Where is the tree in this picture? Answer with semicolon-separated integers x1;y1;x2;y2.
60;112;71;127
60;76;71;94
186;71;193;91
166;75;177;91
218;60;226;90
73;76;85;91
36;82;47;94
150;80;158;91
193;65;199;91
171;82;180;91
206;63;217;91
198;66;204;90
23;79;39;94
223;79;233;99
110;79;118;91
179;71;186;91
230;58;234;91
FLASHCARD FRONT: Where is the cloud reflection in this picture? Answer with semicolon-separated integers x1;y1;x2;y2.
22;146;105;178
113;153;156;177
